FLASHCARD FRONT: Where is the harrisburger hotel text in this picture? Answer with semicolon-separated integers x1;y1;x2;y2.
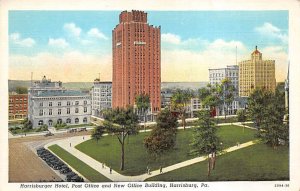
20;182;208;189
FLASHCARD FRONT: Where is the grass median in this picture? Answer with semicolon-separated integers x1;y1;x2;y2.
76;125;256;176
48;144;111;182
146;143;289;181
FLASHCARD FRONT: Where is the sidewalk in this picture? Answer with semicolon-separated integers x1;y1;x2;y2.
45;133;258;182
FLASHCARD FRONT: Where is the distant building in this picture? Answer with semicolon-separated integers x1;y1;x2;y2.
161;89;175;109
239;46;276;97
91;79;112;117
9;93;28;120
209;65;239;97
189;98;210;118
112;10;161;117
28;76;91;128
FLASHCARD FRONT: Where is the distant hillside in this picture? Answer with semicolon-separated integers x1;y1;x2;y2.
8;80;93;92
161;82;208;90
8;80;208;92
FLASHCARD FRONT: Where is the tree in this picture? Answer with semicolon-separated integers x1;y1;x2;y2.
237;109;247;132
91;126;105;144
171;89;193;130
247;89;273;128
135;94;150;131
190;110;222;177
15;86;28;94
198;84;222;117
103;106;138;171
220;78;235;120
144;109;178;157
248;88;288;149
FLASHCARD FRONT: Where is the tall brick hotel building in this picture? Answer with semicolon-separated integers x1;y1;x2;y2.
112;10;161;113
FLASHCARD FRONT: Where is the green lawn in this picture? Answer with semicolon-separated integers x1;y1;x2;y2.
76;125;256;176
48;145;111;182
147;143;289;181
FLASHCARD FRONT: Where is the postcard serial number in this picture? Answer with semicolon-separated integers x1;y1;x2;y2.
274;184;289;188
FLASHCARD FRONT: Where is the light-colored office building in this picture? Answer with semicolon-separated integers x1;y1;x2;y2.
28;76;91;128
239;46;276;97
209;65;239;96
209;65;239;115
91;79;112;117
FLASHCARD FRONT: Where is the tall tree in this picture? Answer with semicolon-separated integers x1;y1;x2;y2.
248;88;288;149
103;106;138;171
144;109;178;158
198;84;222;117
237;109;247;132
247;89;273;128
135;94;150;130
190;110;222;177
220;78;235;120
171;89;193;130
91;126;105;144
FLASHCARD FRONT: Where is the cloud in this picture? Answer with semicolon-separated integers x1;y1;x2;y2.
255;22;288;44
10;33;36;47
9;51;111;82
63;23;82;37
161;33;181;44
87;28;108;40
260;46;288;82
161;38;287;82
48;38;69;48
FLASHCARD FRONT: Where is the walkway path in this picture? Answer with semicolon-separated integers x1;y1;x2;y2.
45;125;258;182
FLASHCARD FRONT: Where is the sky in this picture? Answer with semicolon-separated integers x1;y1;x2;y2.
9;11;288;82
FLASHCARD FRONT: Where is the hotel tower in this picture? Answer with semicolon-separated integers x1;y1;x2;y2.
112;10;161;113
239;46;276;97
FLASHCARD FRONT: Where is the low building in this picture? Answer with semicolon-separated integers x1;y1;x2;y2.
28;76;91;128
91;79;112;117
9;93;28;120
161;89;174;109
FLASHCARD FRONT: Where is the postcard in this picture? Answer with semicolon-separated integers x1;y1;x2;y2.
0;0;300;191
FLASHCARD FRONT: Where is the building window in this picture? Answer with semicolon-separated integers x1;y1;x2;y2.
39;102;43;107
49;109;52;115
83;117;87;123
58;102;61;106
49;102;52;107
75;118;79;124
38;120;43;126
48;120;53;126
84;100;87;105
75;108;79;113
39;110;43;116
57;119;62;124
67;101;70;106
66;118;71;124
84;107;87;113
67;108;70;114
75;101;79;105
58;109;61;115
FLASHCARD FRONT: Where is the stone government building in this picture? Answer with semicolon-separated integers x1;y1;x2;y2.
28;76;91;128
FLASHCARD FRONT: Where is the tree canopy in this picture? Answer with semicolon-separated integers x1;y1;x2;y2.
144;109;178;158
102;106;139;170
190;110;222;176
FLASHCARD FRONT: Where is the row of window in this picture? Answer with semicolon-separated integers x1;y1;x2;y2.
39;107;88;116
38;117;88;126
39;100;88;107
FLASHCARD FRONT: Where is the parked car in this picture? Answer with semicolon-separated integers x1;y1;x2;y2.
44;131;54;137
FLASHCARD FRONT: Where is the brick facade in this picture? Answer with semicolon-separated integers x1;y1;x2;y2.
9;94;28;120
112;10;161;113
